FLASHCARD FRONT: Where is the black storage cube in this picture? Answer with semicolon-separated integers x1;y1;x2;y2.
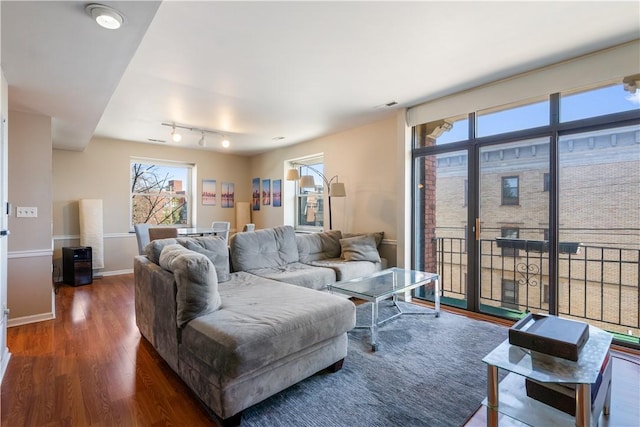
62;246;93;286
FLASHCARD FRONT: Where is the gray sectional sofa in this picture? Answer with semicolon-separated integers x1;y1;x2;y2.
134;225;385;425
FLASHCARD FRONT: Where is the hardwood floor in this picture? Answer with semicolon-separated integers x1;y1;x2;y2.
1;274;639;426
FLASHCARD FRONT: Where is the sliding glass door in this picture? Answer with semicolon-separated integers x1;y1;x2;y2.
478;138;550;318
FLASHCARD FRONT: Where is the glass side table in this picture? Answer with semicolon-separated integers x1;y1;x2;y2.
482;325;613;427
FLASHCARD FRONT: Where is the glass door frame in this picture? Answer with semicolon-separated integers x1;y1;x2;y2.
411;96;640;336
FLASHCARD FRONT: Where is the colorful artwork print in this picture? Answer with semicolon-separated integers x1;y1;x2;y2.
262;179;271;205
272;179;282;207
221;182;235;208
202;179;216;205
252;178;260;211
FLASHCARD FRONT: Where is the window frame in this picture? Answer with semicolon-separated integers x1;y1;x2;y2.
501;176;520;206
130;158;194;229
291;156;325;232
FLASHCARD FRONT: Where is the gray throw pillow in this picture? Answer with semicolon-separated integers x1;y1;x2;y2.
340;235;381;263
159;244;221;327
145;237;179;264
296;230;343;262
178;236;231;282
342;231;384;248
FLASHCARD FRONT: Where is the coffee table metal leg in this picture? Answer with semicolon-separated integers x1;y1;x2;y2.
371;300;379;351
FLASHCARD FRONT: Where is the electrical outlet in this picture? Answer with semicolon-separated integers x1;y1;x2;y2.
16;206;38;218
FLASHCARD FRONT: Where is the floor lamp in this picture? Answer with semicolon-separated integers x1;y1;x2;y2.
286;166;346;230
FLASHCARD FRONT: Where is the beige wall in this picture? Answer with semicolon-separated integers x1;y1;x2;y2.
250;115;399;265
7;110;54;325
52;137;252;274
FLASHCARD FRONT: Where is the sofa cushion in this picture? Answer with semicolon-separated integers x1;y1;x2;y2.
181;271;355;381
247;262;336;290
145;237;179;264
340;234;382;263
296;230;342;262
178;236;231;282
342;231;384;248
230;225;299;271
309;258;382;281
159;244;221;327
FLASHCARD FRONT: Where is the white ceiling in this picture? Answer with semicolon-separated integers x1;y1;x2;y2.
2;1;639;155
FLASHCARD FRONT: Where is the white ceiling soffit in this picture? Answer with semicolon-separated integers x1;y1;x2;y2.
4;1;640;154
2;1;161;151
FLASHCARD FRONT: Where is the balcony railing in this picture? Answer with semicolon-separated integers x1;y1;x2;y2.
430;237;640;344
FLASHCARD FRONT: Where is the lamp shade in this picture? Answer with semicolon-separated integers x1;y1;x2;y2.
299;175;316;189
329;182;346;197
286;169;300;180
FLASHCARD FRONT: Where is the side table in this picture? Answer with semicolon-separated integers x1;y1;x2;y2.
482;325;613;427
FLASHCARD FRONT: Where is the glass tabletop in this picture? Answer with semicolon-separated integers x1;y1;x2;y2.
329;267;438;299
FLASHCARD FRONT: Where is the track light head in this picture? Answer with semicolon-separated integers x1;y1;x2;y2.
170;124;182;142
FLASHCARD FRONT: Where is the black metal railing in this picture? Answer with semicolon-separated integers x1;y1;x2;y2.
433;237;640;340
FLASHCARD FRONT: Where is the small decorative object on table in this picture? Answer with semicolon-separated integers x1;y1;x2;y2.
509;313;589;361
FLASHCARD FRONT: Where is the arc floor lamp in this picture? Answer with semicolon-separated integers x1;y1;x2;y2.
286;165;346;230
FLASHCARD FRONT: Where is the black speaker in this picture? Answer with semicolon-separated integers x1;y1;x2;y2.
62;246;93;286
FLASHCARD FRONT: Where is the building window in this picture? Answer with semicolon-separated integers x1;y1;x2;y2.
501;279;519;309
292;157;325;231
543;173;550;192
501;176;519;205
130;160;193;227
501;227;520;257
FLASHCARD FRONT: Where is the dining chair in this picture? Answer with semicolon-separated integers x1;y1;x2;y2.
134;223;151;255
211;221;231;244
148;227;178;241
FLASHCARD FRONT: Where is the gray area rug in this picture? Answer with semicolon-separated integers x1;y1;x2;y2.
243;300;508;427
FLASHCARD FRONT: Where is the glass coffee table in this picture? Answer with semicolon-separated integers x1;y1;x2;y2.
329;268;440;351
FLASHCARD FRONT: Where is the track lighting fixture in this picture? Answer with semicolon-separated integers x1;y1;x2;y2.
161;122;231;148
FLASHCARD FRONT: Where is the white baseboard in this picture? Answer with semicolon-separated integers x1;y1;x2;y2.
8;312;55;328
101;269;133;277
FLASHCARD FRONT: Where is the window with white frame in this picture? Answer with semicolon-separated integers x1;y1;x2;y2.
291;157;325;231
130;159;194;227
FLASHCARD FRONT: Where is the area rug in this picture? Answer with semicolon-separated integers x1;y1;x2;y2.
242;301;508;427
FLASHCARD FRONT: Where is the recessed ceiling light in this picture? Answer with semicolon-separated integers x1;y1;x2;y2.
86;4;125;30
221;138;230;148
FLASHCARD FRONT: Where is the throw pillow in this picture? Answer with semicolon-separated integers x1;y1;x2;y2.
340;234;381;263
296;230;342;262
159;244;221;327
145;237;179;264
342;231;384;248
178;236;231;282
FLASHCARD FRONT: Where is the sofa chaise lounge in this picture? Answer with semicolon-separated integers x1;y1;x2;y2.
134;226;385;425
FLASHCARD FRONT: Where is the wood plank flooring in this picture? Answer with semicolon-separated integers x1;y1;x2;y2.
1;274;639;426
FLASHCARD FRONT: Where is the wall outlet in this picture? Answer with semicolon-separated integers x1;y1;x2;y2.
16;206;38;218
